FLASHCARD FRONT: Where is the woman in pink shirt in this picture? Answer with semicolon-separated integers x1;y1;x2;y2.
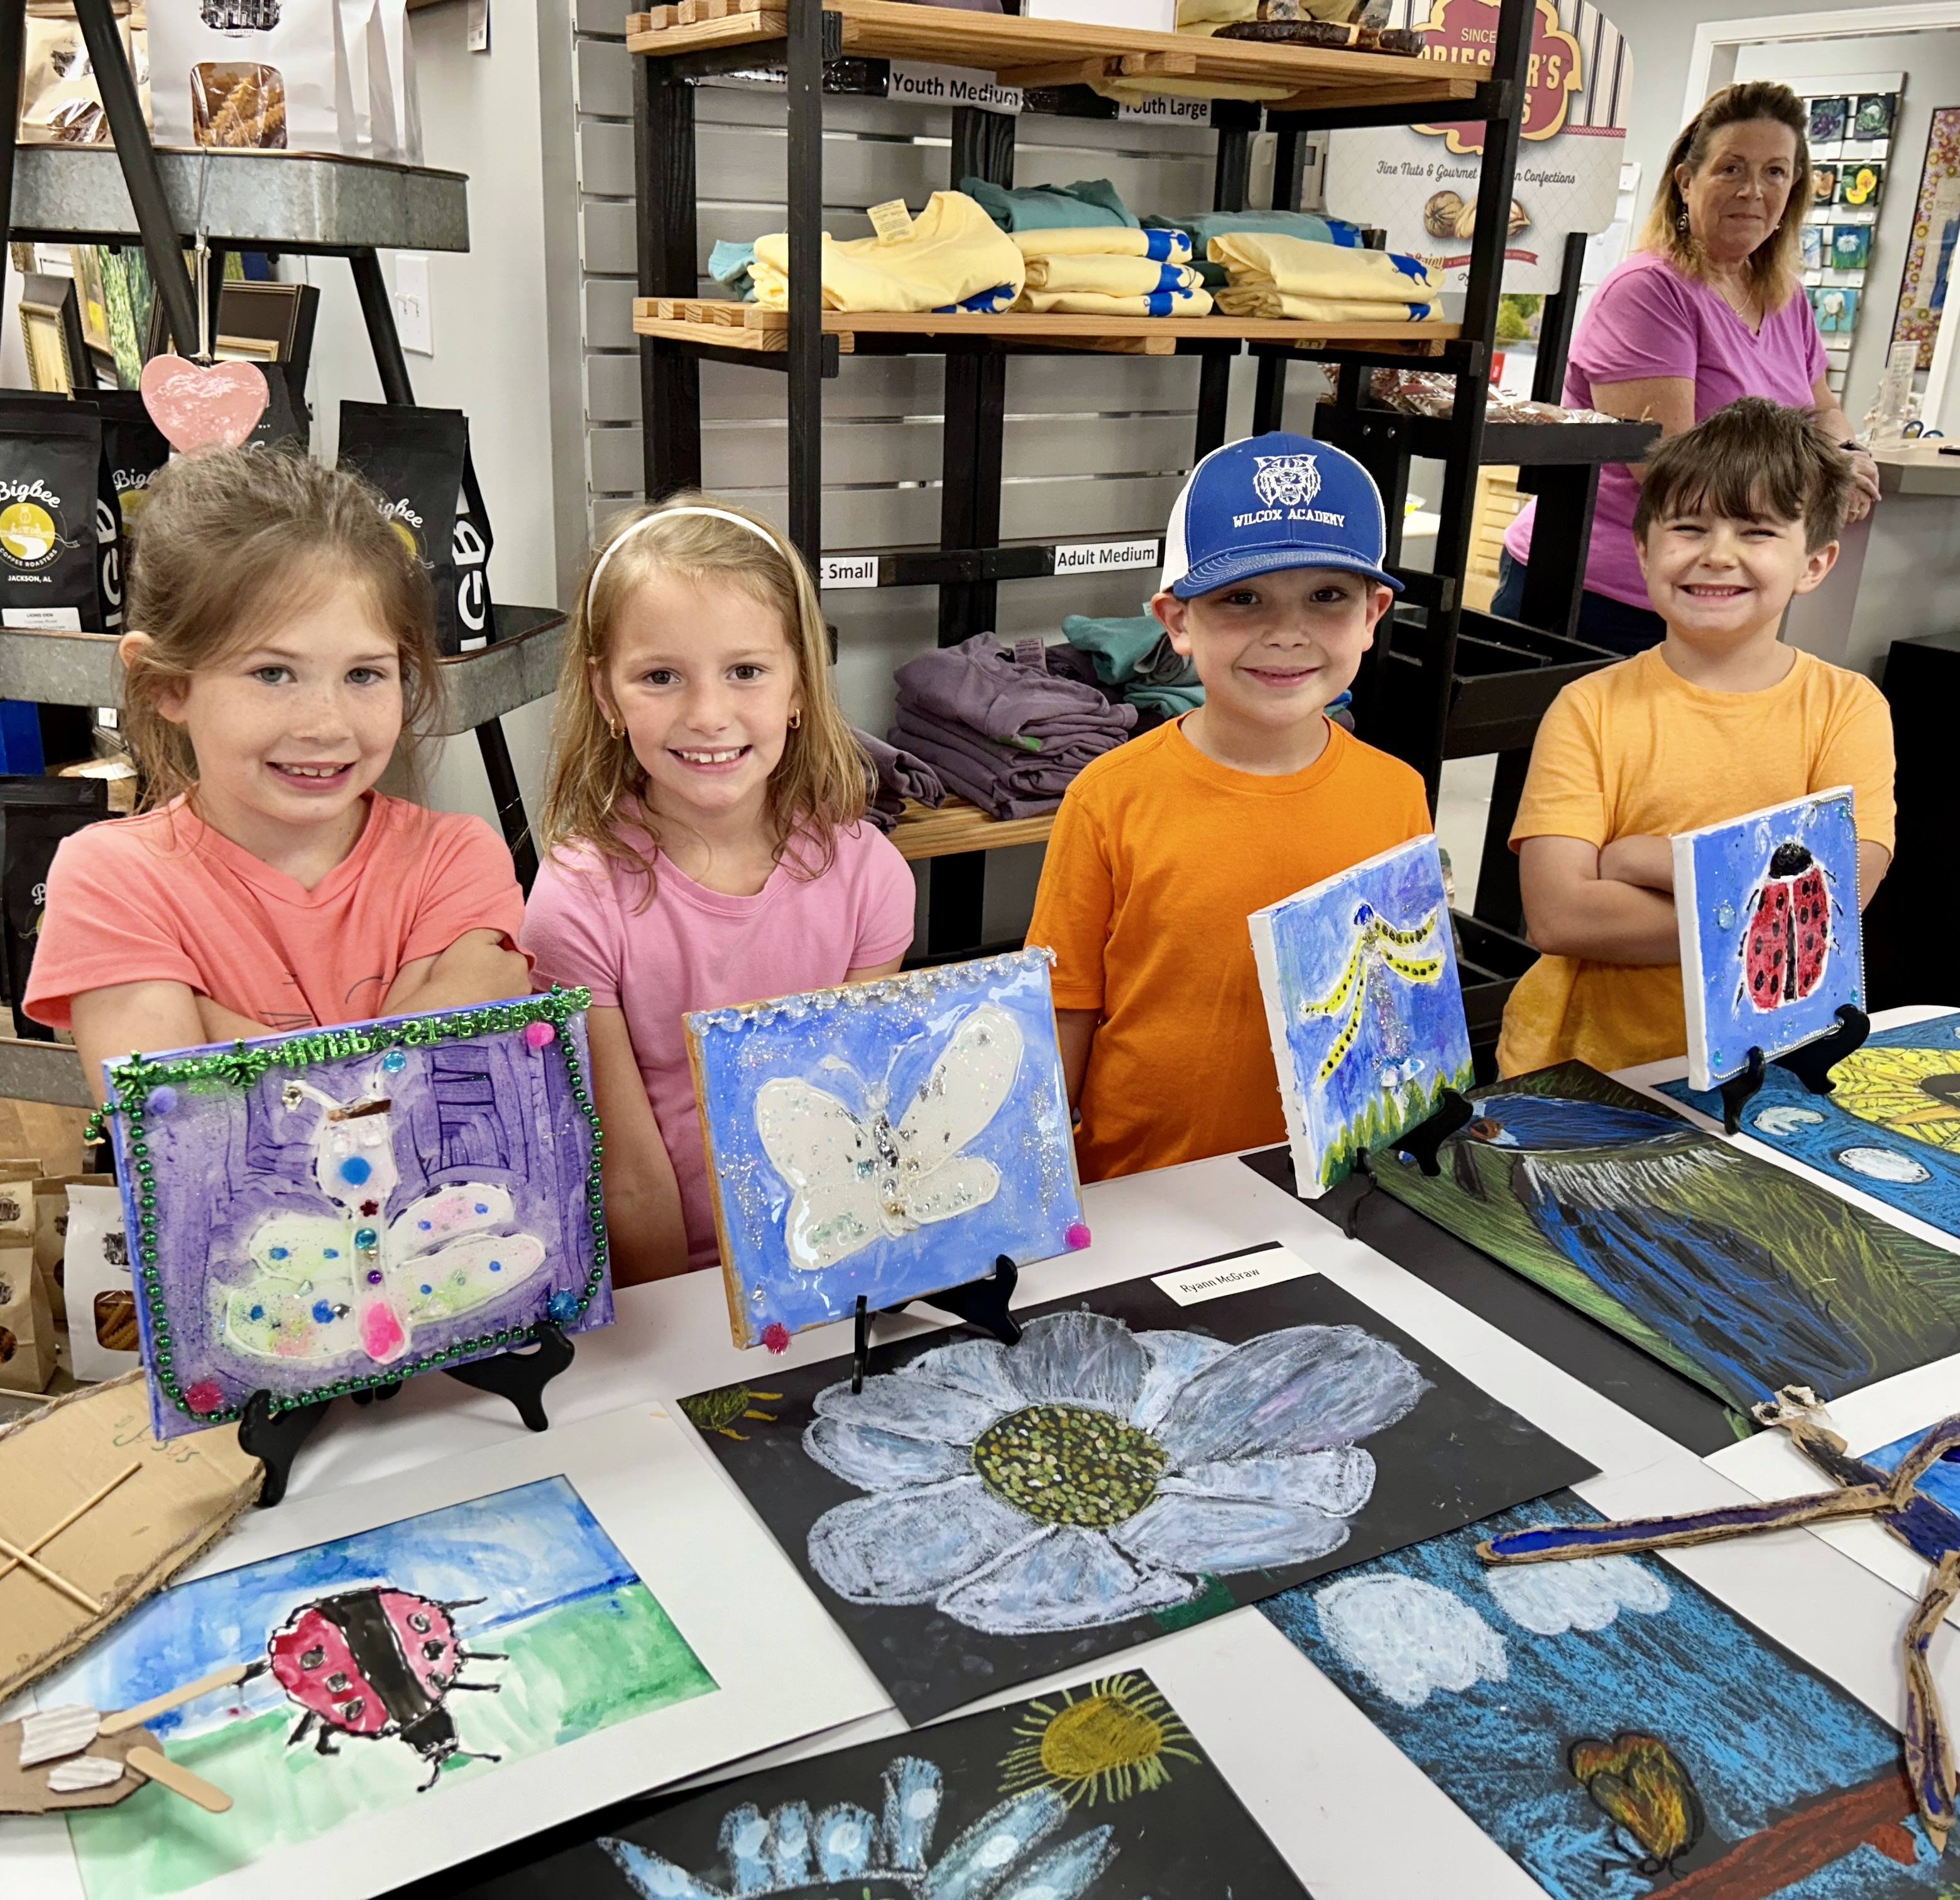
522;498;914;1285
1497;80;1880;655
28;450;528;1098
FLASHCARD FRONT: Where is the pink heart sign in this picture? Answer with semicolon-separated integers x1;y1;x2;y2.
139;356;269;452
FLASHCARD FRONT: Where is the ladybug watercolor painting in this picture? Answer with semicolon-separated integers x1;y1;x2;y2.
1739;841;1836;1013
268;1586;506;1790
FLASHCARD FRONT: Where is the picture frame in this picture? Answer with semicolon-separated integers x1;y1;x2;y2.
1842;158;1885;209
1832;223;1873;270
18;273;87;395
1891;106;1960;369
1853;92;1898;141
1809;96;1849;145
1801;223;1825;270
1812;163;1839;207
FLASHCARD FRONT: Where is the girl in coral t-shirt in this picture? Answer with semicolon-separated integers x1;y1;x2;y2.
28;449;529;1099
521;496;914;1286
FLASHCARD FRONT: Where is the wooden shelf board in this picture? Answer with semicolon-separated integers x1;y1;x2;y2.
627;0;1483;109
634;298;1459;358
890;797;1056;860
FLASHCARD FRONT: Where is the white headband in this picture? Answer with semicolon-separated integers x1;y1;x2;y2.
584;505;786;618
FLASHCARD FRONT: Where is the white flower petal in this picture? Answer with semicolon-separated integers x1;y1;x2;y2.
1129;1329;1233;1430
804;1416;971;1492
906;1335;1027;1410
808;1477;1027;1603
1112;1490;1353;1573
1152;1324;1428;1467
1007;1311;1147;1411
813;1371;1005;1446
990;1826;1119;1900
936;1523;1195;1634
1164;1446;1376;1515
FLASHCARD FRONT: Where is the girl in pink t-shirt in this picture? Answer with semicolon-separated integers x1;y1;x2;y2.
29;449;529;1098
522;496;914;1284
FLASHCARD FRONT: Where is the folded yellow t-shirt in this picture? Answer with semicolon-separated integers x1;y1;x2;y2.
1214;288;1435;322
1208;230;1442;302
1022;254;1201;295
1018;287;1215;317
752;191;1025;312
1011;226;1193;263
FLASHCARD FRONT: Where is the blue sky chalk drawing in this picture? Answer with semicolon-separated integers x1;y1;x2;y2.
1672;789;1863;1091
1249;833;1473;1197
1663;1010;1960;1245
1262;1492;1945;1898
686;948;1085;1351
43;1476;714;1900
100;994;609;1440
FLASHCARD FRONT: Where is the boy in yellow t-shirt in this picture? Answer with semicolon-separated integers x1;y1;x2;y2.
1028;432;1431;1183
1500;398;1895;1077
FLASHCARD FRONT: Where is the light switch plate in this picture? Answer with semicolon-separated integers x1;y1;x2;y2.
392;252;434;356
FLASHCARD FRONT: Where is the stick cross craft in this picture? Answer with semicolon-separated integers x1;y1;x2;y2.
1479;1387;1960;1851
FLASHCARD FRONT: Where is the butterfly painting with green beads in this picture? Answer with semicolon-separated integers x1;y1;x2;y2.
99;990;612;1440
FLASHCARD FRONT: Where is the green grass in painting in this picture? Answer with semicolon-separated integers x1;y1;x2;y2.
1320;1061;1475;1190
69;1582;715;1900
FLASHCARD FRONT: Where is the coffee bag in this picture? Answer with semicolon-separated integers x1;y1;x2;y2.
1;778;111;1038
0;396;113;633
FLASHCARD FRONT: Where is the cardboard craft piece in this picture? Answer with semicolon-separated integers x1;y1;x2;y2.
61;1181;140;1385
7;1406;889;1900
509;1669;1309;1900
97;991;610;1441
1262;1491;1946;1895
0;1722;158;1816
1660;1009;1960;1245
679;1260;1593;1724
686;948;1085;1351
0;1373;263;1706
1250;833;1473;1199
1370;1061;1960;1416
1673;788;1863;1091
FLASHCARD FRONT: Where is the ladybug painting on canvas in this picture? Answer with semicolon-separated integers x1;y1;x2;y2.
268;1586;505;1790
1738;840;1836;1012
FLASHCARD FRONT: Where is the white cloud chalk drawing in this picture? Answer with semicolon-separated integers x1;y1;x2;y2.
1313;1573;1508;1708
1484;1553;1671;1635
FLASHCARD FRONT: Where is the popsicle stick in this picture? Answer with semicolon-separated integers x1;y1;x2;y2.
0;1461;143;1585
125;1747;231;1814
0;1530;100;1614
101;1665;253;1738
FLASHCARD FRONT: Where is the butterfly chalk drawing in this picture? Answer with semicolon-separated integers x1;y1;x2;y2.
222;1067;547;1367
755;1003;1023;1272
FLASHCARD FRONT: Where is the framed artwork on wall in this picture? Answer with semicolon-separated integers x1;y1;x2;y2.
1892;106;1960;371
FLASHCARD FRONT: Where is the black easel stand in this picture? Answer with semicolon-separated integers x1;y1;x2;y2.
239;1326;577;1508
1716;1005;1871;1134
1340;1087;1476;1240
850;1255;1021;1394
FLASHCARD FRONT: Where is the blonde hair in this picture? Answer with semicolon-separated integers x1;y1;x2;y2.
543;493;868;896
123;447;441;810
1640;80;1809;314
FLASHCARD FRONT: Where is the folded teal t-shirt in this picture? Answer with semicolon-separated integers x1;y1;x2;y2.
964;176;1138;232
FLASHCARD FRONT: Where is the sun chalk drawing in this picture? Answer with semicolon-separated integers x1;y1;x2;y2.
687;949;1084;1350
1249;834;1474;1198
1484;1552;1671;1636
1376;1061;1960;1413
1264;1492;1946;1897
1663;1012;1960;1249
805;1311;1430;1636
1314;1573;1509;1709
45;1477;714;1900
573;1675;1306;1899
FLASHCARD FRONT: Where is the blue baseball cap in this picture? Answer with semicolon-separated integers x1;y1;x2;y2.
1159;430;1402;599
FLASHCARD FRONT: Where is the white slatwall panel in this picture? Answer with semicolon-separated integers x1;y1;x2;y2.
565;39;1330;744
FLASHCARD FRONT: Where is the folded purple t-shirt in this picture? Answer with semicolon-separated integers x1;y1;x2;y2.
1505;251;1827;610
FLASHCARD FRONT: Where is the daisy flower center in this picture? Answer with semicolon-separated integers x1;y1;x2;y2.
968;1402;1168;1528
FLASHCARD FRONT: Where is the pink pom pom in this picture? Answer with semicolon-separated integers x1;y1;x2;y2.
524;1020;556;1049
184;1380;224;1416
1066;1221;1092;1251
762;1321;791;1355
360;1302;407;1361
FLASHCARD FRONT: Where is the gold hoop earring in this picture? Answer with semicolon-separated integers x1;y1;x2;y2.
607;718;623;741
788;710;802;731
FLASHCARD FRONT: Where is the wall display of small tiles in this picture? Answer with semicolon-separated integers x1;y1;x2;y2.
1802;89;1897;398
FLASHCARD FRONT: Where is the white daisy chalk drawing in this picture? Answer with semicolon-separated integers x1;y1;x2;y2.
803;1309;1429;1635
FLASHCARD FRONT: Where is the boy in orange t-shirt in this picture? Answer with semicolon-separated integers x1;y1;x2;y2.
1501;398;1895;1077
1028;432;1430;1182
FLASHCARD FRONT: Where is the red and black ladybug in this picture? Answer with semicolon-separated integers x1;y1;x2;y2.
1739;841;1834;1012
268;1587;505;1791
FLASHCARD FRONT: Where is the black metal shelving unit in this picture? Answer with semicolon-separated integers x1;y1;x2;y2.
628;0;1653;1042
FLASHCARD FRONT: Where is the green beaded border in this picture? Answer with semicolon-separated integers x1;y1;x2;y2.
89;986;607;1425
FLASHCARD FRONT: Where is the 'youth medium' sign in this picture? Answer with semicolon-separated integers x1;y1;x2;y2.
1323;0;1628;293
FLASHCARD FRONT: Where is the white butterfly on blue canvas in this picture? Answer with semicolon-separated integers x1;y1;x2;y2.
221;1067;548;1367
755;1003;1024;1272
